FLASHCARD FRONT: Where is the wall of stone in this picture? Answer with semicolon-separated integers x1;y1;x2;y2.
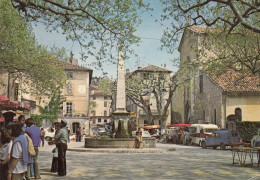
85;137;156;148
191;72;223;126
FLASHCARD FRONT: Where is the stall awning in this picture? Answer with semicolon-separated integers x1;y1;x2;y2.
0;95;9;102
1;101;31;111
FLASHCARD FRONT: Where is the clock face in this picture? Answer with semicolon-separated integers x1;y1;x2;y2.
78;85;86;94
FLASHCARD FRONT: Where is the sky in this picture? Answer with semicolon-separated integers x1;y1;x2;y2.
32;1;179;79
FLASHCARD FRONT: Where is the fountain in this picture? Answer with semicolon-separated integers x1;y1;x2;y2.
85;47;156;148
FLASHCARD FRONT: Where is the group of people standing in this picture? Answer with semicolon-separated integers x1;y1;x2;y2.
0;115;41;180
0;116;69;180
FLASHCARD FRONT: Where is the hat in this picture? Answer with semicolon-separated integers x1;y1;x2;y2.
60;120;67;127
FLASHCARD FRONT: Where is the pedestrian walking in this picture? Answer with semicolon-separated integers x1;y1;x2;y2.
6;121;28;180
0;127;12;180
52;120;68;176
25;118;41;179
40;128;45;147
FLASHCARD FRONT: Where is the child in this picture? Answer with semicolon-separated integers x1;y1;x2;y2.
50;147;58;172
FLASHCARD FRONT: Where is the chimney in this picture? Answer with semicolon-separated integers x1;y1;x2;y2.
138;67;142;70
164;64;166;68
126;69;130;74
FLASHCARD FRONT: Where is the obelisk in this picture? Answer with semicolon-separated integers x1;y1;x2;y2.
112;47;129;136
115;49;127;113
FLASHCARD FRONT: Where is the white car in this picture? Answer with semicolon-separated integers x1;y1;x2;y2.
132;131;151;138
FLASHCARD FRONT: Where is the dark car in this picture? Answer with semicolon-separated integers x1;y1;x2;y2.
201;129;240;150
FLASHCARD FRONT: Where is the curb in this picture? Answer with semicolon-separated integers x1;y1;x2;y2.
67;148;176;153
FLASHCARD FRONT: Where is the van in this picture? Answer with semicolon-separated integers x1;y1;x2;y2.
189;124;219;146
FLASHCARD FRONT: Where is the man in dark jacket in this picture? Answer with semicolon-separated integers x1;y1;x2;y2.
53;120;68;176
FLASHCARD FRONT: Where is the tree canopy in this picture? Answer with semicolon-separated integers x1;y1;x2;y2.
11;0;148;63
160;0;260;77
0;0;68;97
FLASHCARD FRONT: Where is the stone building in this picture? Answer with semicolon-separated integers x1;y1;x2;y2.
89;77;112;126
126;65;172;127
60;60;93;134
172;26;260;128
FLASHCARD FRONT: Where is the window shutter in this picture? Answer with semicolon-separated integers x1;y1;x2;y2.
63;102;66;116
72;102;76;116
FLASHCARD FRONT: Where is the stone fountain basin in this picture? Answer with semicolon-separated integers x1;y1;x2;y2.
85;137;156;148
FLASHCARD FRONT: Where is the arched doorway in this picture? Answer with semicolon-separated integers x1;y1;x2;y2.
72;122;80;134
226;114;237;132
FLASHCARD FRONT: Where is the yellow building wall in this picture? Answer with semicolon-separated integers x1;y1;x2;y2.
226;95;260;122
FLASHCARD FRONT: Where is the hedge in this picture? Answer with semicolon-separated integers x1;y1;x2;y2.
236;121;260;142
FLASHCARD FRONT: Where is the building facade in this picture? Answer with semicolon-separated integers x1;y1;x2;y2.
172;26;260;128
126;65;172;127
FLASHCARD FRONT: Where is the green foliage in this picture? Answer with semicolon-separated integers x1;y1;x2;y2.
31;113;58;127
98;78;114;95
39;87;66;115
90;100;97;111
12;0;149;63
33;88;65;126
0;0;67;97
236;121;260;142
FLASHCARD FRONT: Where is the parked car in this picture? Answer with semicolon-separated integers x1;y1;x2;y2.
201;129;240;150
189;124;219;146
132;130;151;138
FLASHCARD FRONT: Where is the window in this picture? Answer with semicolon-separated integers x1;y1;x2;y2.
66;102;72;114
203;110;205;120
104;111;107;116
104;96;107;100
91;111;96;116
199;75;203;93
66;84;72;94
159;73;164;80
104;119;107;123
98;118;101;123
235;108;242;121
104;101;107;107
93;96;96;100
67;72;76;79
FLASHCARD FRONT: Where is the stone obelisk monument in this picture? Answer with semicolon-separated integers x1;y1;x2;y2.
113;47;129;136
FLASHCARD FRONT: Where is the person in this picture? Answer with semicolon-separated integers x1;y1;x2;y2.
135;127;143;149
50;147;58;172
76;127;81;142
51;120;68;176
40;128;45;147
25;118;41;179
6;121;28;180
0;127;12;180
66;127;70;143
18;115;27;133
177;128;183;144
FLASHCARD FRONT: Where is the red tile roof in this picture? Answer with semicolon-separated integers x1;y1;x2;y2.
210;71;260;93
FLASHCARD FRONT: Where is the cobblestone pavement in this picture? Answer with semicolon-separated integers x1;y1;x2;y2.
37;142;260;180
